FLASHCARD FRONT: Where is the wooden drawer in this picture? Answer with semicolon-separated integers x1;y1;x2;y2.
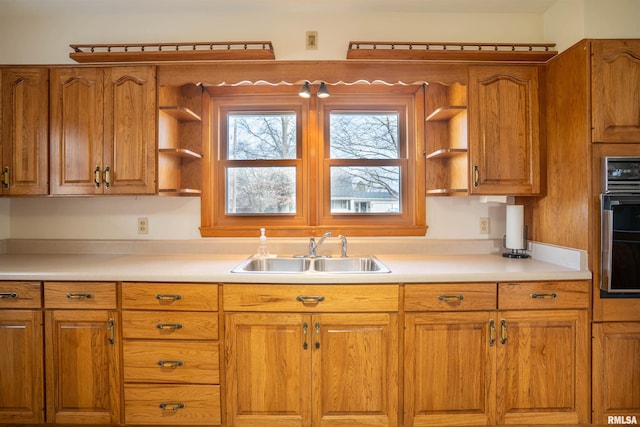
44;282;116;309
498;281;590;310
404;283;497;311
124;384;221;425
123;340;219;384
122;283;218;311
122;311;218;340
0;281;42;308
223;284;399;312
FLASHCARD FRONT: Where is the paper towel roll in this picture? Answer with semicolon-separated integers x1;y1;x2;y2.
505;205;525;250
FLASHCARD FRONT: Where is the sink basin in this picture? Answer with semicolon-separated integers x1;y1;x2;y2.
231;256;390;274
313;257;390;273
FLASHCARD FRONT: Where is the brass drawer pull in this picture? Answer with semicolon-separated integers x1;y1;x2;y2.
530;292;558;299
94;166;101;187
157;360;184;368
296;295;325;304
155;294;183;302
156;323;183;330
302;322;309;350
438;294;465;302
107;318;115;345
489;319;496;347
103;166;111;188
500;319;508;345
0;292;18;299
66;292;93;299
158;402;185;412
2;167;9;189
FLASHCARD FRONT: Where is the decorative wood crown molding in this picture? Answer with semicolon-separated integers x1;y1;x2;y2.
347;41;557;62
69;41;275;63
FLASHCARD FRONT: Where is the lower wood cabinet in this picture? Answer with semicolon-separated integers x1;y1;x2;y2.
223;284;399;427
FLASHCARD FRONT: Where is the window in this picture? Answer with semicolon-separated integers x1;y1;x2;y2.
201;85;426;237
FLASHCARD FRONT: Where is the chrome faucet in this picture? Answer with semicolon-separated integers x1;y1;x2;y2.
309;232;332;257
338;235;348;258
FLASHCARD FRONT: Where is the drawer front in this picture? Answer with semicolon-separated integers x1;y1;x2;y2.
0;281;42;308
405;283;497;311
123;340;219;384
498;281;590;310
122;311;218;340
124;384;221;425
223;284;399;312
122;283;218;311
44;282;116;309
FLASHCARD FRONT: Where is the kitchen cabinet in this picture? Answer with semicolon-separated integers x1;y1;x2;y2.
404;281;590;426
592;322;640;425
44;281;121;424
468;65;541;195
0;68;49;196
49;66;156;195
0;281;44;424
121;282;221;425
224;284;399;427
592;39;640;143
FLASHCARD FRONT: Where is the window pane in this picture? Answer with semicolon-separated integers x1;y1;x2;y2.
330;166;400;214
329;112;399;159
228;113;297;160
226;167;296;214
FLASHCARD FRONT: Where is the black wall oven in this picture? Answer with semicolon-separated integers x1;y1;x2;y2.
601;157;640;294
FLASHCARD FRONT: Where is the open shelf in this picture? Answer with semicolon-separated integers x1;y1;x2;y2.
158;188;202;196
426;148;468;159
426;106;467;122
159;106;202;122
158;148;203;159
426;188;469;196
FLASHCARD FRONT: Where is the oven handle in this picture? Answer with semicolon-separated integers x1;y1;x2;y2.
601;202;613;293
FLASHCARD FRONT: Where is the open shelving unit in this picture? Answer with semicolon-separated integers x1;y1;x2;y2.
424;83;468;196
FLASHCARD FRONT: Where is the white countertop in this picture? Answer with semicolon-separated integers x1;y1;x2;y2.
0;251;591;284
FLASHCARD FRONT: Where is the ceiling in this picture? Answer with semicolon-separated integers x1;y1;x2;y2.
0;0;559;15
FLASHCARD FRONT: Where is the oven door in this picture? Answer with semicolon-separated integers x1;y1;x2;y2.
601;194;640;293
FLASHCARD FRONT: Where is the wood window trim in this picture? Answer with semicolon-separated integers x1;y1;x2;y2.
200;85;426;237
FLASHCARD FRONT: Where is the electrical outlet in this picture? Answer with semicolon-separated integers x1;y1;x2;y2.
138;217;149;235
479;217;490;234
306;31;318;50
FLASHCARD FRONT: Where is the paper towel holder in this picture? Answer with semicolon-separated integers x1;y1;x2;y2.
502;225;530;258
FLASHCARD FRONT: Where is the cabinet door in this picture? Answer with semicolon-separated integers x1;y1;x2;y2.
225;313;311;427
496;309;589;425
404;311;496;427
592;322;640;425
45;310;121;424
0;310;43;423
313;313;398;427
50;67;104;195
592;39;640;142
103;66;156;194
468;65;541;195
0;68;49;196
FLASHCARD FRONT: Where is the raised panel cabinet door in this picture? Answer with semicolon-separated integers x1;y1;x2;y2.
496;310;590;425
225;312;311;427
404;311;496;427
592;322;640;425
0;68;49;196
0;310;43;423
45;310;121;424
592;39;640;142
312;313;398;427
468;65;541;195
103;66;157;194
50;67;104;195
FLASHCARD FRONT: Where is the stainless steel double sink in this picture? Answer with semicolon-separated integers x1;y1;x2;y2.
231;256;390;274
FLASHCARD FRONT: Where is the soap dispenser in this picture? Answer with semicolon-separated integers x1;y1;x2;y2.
256;228;270;258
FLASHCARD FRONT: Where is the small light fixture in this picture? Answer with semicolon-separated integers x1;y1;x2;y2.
317;81;330;98
298;81;311;98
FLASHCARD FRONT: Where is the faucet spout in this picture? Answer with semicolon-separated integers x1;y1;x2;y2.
309;232;332;257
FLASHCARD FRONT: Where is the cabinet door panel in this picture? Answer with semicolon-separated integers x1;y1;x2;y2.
404;311;495;427
103;66;156;194
496;309;589;424
45;310;121;424
50;68;104;195
313;313;398;427
1;68;49;196
592;39;640;142
0;310;43;423
225;313;311;427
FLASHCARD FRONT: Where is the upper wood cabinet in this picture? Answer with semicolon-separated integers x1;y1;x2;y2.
592;39;640;143
468;65;541;195
0;68;49;196
50;66;156;195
